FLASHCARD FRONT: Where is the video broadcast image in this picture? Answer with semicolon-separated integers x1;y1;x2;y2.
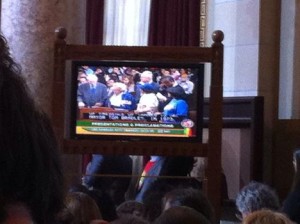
73;62;204;140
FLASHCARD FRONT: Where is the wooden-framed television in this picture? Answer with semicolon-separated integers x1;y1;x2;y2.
52;27;224;220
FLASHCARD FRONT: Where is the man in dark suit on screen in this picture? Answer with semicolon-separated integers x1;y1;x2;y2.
77;74;108;108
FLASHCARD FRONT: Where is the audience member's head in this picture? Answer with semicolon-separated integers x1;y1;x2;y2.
242;209;295;224
110;214;149;224
153;206;211;224
142;181;174;222
68;185;117;222
0;34;64;223
116;200;144;218
58;192;102;224
162;187;215;223
236;181;280;219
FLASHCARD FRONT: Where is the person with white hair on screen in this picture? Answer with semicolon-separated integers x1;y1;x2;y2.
77;74;108;108
108;82;136;111
137;70;160;93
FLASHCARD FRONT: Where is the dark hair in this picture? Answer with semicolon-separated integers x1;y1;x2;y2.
292;148;300;191
58;192;102;224
142;181;174;222
110;214;149;224
88;189;118;222
153;206;211;224
116;200;145;218
235;181;280;215
160;76;174;82
162;188;215;223
160;156;195;177
0;34;64;223
166;86;186;99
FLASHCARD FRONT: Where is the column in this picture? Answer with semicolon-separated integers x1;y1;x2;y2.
1;0;86;113
1;0;87;188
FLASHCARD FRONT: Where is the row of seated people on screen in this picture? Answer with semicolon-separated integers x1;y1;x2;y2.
77;67;195;102
77;72;194;121
78;65;196;93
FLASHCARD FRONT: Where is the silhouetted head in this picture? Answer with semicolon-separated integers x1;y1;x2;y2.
236;181;280;219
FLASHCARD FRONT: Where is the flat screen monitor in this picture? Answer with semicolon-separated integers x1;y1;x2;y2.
70;60;204;143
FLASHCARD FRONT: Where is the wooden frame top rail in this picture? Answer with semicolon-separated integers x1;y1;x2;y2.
55;28;215;63
64;44;214;62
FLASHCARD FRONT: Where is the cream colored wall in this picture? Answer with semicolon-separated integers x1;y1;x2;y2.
207;0;260;97
1;1;86;112
206;0;281;190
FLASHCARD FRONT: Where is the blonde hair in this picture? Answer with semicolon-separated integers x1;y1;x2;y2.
242;209;295;224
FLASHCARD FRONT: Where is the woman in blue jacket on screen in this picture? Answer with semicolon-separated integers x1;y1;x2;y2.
163;86;188;122
108;82;136;111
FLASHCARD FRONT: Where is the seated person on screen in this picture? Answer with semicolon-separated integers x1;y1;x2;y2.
163;86;188;122
136;70;160;93
122;73;141;103
106;78;116;98
77;74;108;108
135;83;159;114
82;155;133;206
177;69;194;95
156;76;186;112
107;82;136;111
77;69;88;86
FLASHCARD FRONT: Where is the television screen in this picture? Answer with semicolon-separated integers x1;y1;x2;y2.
70;60;204;142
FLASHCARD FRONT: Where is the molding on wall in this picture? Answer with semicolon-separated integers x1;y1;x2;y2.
200;0;206;47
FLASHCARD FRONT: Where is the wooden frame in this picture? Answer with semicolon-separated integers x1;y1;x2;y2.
52;27;224;221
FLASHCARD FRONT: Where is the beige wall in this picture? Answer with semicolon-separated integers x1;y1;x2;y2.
207;0;281;186
1;0;86;113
